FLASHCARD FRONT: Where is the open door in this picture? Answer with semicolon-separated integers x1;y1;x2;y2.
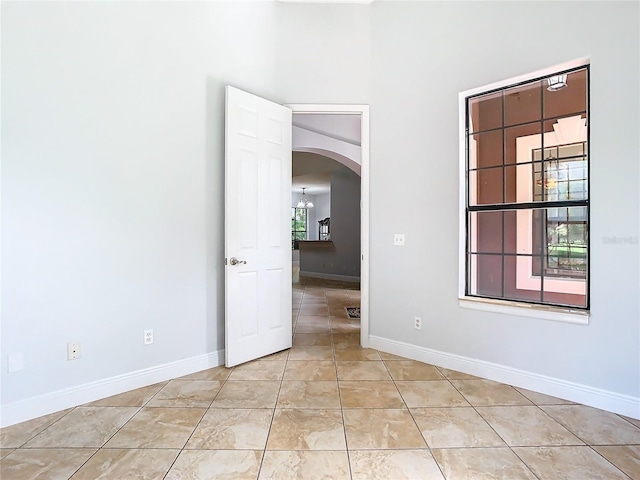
225;86;293;367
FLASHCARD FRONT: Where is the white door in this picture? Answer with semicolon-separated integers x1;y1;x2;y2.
225;86;292;367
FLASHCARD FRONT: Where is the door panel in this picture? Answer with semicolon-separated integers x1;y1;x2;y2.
225;86;292;367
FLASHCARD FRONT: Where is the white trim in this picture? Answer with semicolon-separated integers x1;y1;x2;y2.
0;350;224;428
299;271;360;283
458;57;591;316
459;298;589;325
288;103;370;348
369;335;639;419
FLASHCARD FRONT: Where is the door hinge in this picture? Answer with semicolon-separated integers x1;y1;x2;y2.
224;257;227;265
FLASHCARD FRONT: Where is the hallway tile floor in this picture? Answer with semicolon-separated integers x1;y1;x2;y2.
1;278;639;479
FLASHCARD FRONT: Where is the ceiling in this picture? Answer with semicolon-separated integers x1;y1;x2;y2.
292;114;361;194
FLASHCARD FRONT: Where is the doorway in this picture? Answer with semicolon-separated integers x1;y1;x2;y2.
287;104;370;347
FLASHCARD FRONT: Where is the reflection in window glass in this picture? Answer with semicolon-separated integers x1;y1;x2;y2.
464;65;589;309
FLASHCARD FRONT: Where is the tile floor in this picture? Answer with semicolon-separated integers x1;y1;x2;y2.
1;277;640;479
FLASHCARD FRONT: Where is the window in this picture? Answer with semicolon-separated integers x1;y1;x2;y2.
291;207;307;248
462;64;589;310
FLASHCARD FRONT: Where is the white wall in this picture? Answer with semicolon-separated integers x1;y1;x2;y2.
2;1;638;424
366;1;639;407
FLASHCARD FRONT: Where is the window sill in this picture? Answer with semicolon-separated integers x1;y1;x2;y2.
459;297;590;325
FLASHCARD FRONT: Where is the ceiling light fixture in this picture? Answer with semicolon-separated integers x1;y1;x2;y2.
547;74;568;91
296;188;314;208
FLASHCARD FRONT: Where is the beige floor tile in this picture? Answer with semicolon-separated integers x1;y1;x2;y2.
396;381;470;408
284;361;337;381
541;405;640;445
24;407;139;448
432;447;537;480
85;383;167;407
211;381;281;408
104;407;205;449
292;334;332;346
300;297;328;305
411;407;505;448
147;380;221;408
0;449;14;459
592;445;640;480
334;348;380;361
70;448;179;480
514;446;629;479
377;352;409;361
277;381;341;409
514;387;576;406
336;361;391;380
344;408;426;449
476;406;583;446
0;409;72;448
228;360;286;381
350;449;445;480
384;361;444;381
331;321;361;333
297;315;330;325
621;415;640;428
179;366;233;382
339;381;405;408
259;450;350;480
294;323;332;334
298;305;329;316
186;409;273;450
267;409;346;450
333;334;361;350
436;367;480;380
451;379;533;406
261;350;291;361
165;450;262;480
288;346;334;361
0;448;97;480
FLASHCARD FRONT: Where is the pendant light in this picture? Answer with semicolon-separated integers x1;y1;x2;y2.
296;188;314;208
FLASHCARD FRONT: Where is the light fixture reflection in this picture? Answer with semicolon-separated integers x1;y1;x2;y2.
547;74;568;91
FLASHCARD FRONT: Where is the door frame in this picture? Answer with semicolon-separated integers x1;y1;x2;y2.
286;103;370;348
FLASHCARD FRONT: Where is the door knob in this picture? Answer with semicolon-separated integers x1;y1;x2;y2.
229;257;246;266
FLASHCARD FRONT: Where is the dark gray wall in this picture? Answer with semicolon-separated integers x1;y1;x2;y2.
300;166;361;280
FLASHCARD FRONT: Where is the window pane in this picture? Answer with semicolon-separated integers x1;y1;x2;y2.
504;80;542;127
468;91;502;133
503;255;543;303
468;253;503;298
505;122;543;165
469;129;503;169
465;65;589;310
543;68;588;119
470;167;503;205
470;211;503;254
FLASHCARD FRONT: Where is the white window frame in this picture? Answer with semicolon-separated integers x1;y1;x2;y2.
458;58;591;325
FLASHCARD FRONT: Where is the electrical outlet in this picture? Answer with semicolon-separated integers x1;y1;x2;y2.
144;329;154;345
394;234;405;246
67;343;81;360
414;317;422;330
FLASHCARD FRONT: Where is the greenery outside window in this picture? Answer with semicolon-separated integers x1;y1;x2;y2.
292;207;307;249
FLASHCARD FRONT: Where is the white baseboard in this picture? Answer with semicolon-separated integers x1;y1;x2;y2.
299;271;360;283
1;350;225;428
369;336;640;420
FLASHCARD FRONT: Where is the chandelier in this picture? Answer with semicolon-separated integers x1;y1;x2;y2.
296;188;314;208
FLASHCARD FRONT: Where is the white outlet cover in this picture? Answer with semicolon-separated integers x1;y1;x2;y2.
67;343;81;360
394;234;405;246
